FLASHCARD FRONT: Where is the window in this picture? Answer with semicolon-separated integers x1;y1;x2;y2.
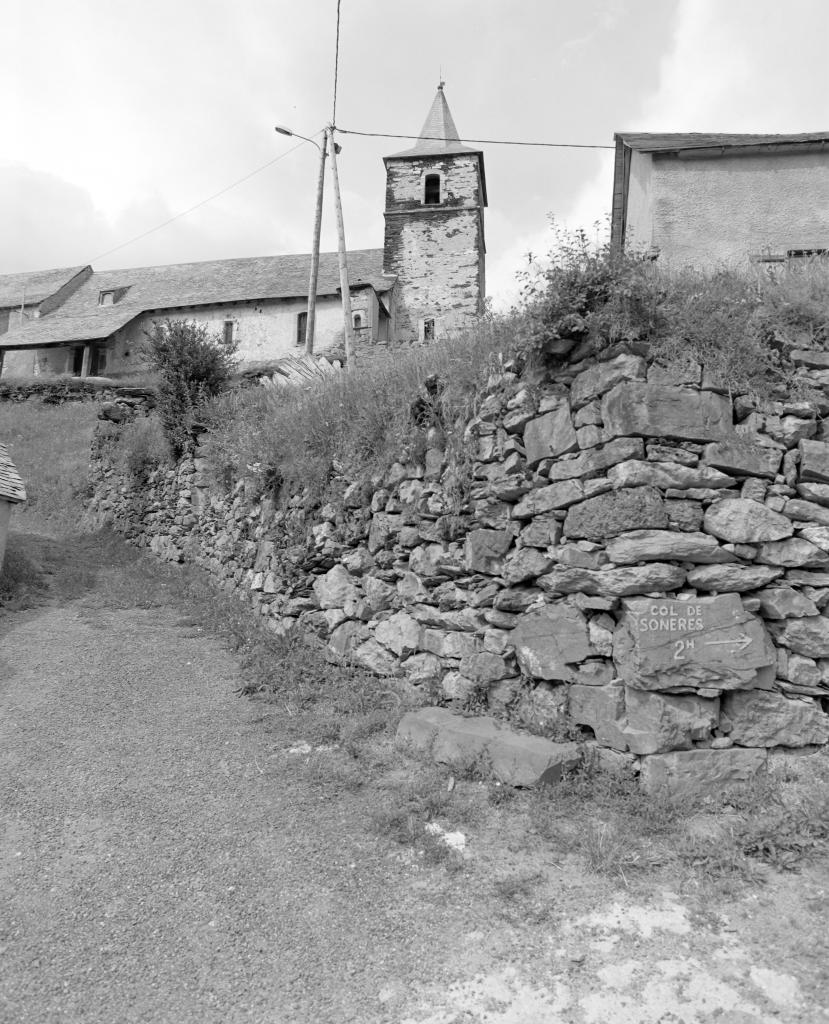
97;286;129;306
787;248;828;260
423;317;436;341
424;174;440;205
352;312;363;331
296;311;307;346
223;320;236;346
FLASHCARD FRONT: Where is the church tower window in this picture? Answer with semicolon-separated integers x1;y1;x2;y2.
424;174;441;205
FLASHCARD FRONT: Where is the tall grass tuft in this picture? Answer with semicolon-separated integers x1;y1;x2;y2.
200;318;522;502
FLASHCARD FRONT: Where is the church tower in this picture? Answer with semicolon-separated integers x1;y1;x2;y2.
383;84;487;343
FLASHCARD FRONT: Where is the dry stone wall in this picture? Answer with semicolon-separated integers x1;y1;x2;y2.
87;346;829;789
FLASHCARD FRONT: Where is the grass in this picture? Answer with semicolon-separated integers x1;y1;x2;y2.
0;399;99;530
198;317;522;505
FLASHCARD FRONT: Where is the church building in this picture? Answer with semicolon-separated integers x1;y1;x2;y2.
0;86;488;378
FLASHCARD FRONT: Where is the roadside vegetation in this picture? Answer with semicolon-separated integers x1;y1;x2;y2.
2;227;829;895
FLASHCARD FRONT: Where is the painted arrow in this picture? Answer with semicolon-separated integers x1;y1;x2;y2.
705;634;752;652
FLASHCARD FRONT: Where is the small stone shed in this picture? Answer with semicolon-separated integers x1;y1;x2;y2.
0;443;26;571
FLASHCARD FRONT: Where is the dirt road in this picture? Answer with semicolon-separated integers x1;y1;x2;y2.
1;533;827;1023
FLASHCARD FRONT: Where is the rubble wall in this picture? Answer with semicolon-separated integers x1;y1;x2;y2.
87;347;829;785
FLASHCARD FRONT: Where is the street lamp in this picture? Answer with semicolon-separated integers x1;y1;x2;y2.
275;125;327;355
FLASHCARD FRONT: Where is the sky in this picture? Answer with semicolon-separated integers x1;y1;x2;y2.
2;0;828;309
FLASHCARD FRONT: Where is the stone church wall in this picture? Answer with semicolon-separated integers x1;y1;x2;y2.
87;346;829;789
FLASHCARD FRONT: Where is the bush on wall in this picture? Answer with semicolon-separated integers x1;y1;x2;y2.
143;319;238;460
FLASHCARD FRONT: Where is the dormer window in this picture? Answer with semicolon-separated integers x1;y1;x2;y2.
98;286;130;306
424;174;441;205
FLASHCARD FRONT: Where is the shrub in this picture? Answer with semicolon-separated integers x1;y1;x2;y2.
143;319;238;460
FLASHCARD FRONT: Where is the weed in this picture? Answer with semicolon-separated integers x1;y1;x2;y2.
493;869;544;902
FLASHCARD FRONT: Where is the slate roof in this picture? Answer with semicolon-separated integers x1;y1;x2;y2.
0;266;89;309
0;443;26;504
0;249;394;349
386;85;482;159
616;131;829;153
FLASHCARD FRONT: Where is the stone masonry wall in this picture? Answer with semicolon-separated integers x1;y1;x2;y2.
87;346;829;789
384;154;484;343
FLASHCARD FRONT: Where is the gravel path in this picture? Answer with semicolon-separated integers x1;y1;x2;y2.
0;594;491;1024
2;540;827;1024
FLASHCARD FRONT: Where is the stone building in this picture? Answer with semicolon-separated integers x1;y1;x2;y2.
383;82;488;343
0;86;487;378
611;131;829;267
0;443;26;572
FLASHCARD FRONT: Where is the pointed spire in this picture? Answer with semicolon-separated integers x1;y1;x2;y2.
386;84;479;159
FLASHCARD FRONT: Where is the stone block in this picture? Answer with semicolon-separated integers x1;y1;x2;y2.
523;405;577;468
374;611;423;657
547;436;645;483
501;548;554;584
770;616;829;658
431;716;501;768
785;499;829;527
569;682;628;749
487;733;581;787
512;604;592;681
640;748;767;794
352;638;401;676
464;528;513;574
512;479;587;518
755;588;819;620
601;383;734;443
703;441;782;479
401;652;443;685
756;538;829;569
685;564;784;593
570;353;647;409
623;689;719;755
721;690;829;747
396;706;455;752
563;486;667;541
703;499;794;544
607;460;735;491
606;529;724;565
541;563;687;598
613;594;776;691
459;652;509;684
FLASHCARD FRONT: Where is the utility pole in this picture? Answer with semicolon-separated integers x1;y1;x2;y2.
327;127;356;368
304;128;328;355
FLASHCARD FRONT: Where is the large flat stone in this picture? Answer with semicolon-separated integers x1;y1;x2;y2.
755;588;820;619
512;479;589;518
395;708;582;787
623;689;719;755
685;564;784;592
374;611;423;657
312;564;359;609
703;499;793;543
796;482;829;507
601;383;734;443
703;440;782;479
540;563;687;598
613;594;776;691
569;681;628;750
523;405;577;468
785;499;829;527
756;538;829;569
547;437;645;482
570;353;647;409
512;604;592;681
722;690;829;748
639;748;767;795
770;616;829;658
607;460;735;491
606;530;726;566
463;528;513;574
563;486;667;541
799;438;829;484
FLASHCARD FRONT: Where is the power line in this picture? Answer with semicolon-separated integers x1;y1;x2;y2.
336;128;614;150
89;136;321;264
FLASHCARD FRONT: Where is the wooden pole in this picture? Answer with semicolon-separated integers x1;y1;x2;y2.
328;128;356;367
305;128;328;355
